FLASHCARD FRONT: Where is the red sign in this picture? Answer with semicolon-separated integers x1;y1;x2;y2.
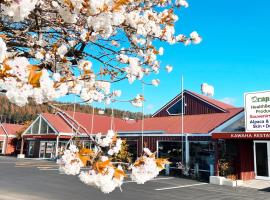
23;135;71;139
212;132;270;139
23;134;58;139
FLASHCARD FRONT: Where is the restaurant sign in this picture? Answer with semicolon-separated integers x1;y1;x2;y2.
212;132;270;139
245;91;270;132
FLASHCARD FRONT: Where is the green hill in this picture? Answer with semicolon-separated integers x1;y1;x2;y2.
0;95;149;124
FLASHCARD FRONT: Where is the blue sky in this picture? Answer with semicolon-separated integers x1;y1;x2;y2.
61;0;270;115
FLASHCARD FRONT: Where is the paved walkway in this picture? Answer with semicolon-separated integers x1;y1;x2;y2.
241;179;270;191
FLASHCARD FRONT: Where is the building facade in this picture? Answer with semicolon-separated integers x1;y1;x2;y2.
0;123;23;155
212;111;270;180
20;90;242;180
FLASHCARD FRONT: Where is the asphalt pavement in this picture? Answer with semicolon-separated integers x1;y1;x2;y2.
0;156;269;200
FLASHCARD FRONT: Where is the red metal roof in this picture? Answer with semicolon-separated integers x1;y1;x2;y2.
0;123;24;136
120;108;243;134
42;113;74;133
41;108;243;135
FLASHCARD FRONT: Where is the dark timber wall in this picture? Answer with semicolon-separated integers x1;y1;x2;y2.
153;92;224;117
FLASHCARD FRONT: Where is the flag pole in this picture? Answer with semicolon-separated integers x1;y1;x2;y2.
181;75;184;166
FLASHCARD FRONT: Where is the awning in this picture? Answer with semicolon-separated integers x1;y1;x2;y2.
212;132;270;139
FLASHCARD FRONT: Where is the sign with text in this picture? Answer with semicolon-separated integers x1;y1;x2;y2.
212;132;270;139
245;91;270;132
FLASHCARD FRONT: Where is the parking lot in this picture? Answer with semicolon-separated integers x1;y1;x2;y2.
0;157;269;200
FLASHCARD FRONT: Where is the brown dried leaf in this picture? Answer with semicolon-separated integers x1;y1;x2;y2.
28;65;42;87
79;148;94;166
95;160;112;174
113;168;126;180
134;157;145;167
155;158;171;169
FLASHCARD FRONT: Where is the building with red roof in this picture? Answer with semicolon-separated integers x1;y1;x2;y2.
18;89;270;182
19;90;244;180
0;123;24;155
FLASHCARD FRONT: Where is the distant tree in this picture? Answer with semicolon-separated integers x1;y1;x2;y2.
112;140;132;169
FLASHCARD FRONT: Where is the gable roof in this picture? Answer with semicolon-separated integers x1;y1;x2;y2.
152;90;235;117
41;113;72;134
0;123;24;136
187;91;235;110
41;111;130;135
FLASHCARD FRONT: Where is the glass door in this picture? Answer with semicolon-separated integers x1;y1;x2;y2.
39;141;46;158
254;141;270;180
28;141;35;157
45;142;55;158
39;141;55;159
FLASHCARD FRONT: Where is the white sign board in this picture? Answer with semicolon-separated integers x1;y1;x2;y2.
245;91;270;132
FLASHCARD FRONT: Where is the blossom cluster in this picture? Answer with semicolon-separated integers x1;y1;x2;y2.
0;36;117;106
131;148;168;184
79;159;125;193
0;0;200;107
57;130;169;194
57;144;83;175
57;130;127;193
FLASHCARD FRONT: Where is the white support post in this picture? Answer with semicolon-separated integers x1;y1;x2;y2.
38;117;42;134
17;137;25;159
2;135;7;155
185;134;189;168
55;135;59;158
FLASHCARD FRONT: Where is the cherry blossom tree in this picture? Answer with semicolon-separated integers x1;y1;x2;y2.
0;0;201;193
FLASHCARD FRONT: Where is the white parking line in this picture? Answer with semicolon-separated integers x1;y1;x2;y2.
37;166;57;169
15;165;57;168
155;183;208;191
39;168;59;171
124;177;174;183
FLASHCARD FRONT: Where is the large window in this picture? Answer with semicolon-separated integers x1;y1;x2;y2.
25;117;56;135
189;141;215;172
166;99;184;115
28;141;35;156
157;141;184;167
83;141;94;149
39;141;56;158
0;141;3;154
58;141;68;156
126;140;138;162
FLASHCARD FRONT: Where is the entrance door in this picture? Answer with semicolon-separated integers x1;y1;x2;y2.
45;142;55;158
254;141;270;180
39;141;55;159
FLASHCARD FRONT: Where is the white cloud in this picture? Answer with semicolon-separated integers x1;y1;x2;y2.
220;97;236;105
146;104;154;111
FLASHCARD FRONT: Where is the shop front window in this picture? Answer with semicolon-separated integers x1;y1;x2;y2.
58;141;67;156
126;140;138;162
158;141;184;168
83;141;92;149
189;141;215;172
28;141;35;156
39;141;56;158
0;141;3;154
